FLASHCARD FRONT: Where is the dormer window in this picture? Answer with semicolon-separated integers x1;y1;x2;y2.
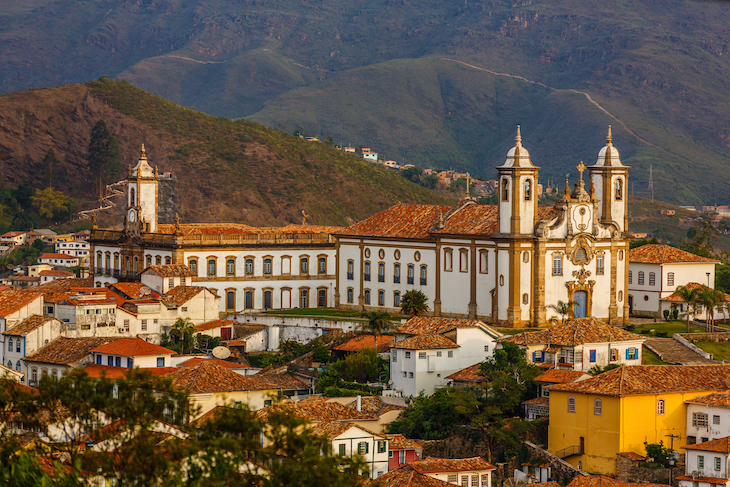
524;179;532;201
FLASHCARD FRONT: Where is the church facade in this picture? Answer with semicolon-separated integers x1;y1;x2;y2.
90;146;340;315
335;127;631;327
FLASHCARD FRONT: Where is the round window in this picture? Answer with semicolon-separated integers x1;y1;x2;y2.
364;248;371;258
644;295;649;301
414;251;421;262
378;249;385;259
394;249;401;260
499;275;504;286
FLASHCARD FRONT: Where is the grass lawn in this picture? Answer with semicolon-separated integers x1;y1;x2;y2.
631;321;705;337
643;346;669;365
264;308;407;321
692;342;730;362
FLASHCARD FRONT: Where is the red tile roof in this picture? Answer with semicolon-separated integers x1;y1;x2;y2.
157;223;260;235
257;401;377;423
82;364;177;379
39;270;75;277
446;364;484;382
168;363;280;393
674;476;728;485
616;452;646;462
261;224;343;235
142;264;195;277
386;434;423;451
687;391;730;407
523;397;549;406
629;244;719;264
343;395;407;416
2;315;57;336
500;318;644;346
547;364;730;396
567;476;673;487
308;421;384;440
334;335;395;353
535;369;590;384
25;337;121;366
684;436;730;453
399;317;500;337
90;338;176;357
0;290;42;317
108;282;160;300
161;286;206;308
661;282;730;302
36;277;92;292
378;465;453;487
409;457;496;474
40;253;79;260
177;357;250;369
392;334;459;350
193;319;238;333
341;204;453;239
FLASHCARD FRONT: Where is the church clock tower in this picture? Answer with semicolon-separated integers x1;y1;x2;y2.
125;144;159;234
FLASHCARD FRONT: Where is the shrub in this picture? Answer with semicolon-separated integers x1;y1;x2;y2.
663;310;670;321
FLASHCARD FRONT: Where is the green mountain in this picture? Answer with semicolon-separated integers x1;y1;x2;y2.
0;79;446;226
1;0;729;205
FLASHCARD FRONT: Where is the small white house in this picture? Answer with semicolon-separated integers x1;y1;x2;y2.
407;457;496;486
90;338;176;368
309;422;389;479
0;290;45;364
686;392;730;444
678;436;730;487
390;317;502;397
140;264;195;294
55;240;90;258
39;253;80;268
39;269;75;283
23;336;119;385
2;315;62;376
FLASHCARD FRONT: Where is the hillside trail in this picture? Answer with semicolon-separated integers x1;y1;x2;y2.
75;179;125;221
442;58;666;153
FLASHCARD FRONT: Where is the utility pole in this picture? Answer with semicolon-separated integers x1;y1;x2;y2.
665;433;681;485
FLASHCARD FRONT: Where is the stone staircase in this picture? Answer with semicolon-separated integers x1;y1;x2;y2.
644;337;716;365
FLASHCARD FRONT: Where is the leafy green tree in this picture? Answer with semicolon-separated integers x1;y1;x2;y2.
422;174;438;189
400;289;429;317
681;223;718;258
547;300;574;324
41;148;58;189
169;318;196;354
32;238;45;252
333;348;382;383
480;342;541;416
644;441;672;468
698;285;727;326
12;182;34;211
359;311;396;350
479;194;498;205
401;166;422;184
88;119;121;201
674;285;700;332
630;237;659;249
387;388;479;440
31;187;76;223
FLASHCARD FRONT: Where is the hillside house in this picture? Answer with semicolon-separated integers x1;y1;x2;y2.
2;315;62;376
404;457;496;487
498;318;645;372
308;422;389;478
55;240;89;259
0;231;27;246
39;253;80;268
193;319;239;340
39;270;75;284
390;317;502;397
678;436;730;487
23;337;120;385
523;369;591;420
385;434;422;471
686;392;730;443
90;338;176;368
0;290;44;363
139;264;195;293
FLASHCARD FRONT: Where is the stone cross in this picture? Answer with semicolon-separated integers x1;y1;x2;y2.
576;161;587;182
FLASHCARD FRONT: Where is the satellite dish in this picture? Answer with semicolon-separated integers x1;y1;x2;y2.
212;346;231;359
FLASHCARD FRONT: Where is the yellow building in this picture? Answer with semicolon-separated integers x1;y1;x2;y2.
547;364;730;475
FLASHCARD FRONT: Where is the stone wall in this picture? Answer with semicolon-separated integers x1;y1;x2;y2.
679;332;730;343
523;441;587;485
616;454;680;486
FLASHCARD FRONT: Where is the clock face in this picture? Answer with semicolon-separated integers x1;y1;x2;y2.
128;210;136;223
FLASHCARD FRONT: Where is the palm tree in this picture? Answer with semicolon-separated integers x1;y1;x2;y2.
359;311;397;350
675;285;700;333
548;300;575;324
698;286;727;328
400;290;429;317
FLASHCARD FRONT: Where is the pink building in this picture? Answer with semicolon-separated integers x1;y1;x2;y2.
386;434;422;471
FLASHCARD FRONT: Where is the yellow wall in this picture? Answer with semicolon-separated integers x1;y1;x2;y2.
548;389;721;475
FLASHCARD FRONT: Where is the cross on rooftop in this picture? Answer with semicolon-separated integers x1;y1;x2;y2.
576;161;587;181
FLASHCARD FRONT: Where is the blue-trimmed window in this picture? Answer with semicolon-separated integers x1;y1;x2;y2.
589;350;596;363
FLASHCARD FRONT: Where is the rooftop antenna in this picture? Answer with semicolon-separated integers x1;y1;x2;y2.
648;165;654;202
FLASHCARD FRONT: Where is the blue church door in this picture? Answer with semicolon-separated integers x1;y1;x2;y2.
574;291;588;318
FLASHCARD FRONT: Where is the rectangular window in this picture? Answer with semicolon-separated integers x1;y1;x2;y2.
715;456;721;471
420;266;427;285
189;260;197;273
552;255;562;276
461;476;468;487
157;357;165;367
448;475;457;483
141;319;147;331
448;351;453;358
108;356;113;366
115;357;121;367
96;355;102;365
339;444;346;455
347;288;354;304
638;272;644;285
667;272;674;286
264;259;272;275
459;249;468;272
444;249;453;271
589;350;596;363
378;263;385;282
481;475;489;486
405;351;411;359
693;412;709;427
408;372;413;378
596;254;604;275
399;450;405;464
364;290;370;305
392;351;397;362
364;262;371;281
127;358;133;368
318;257;326;274
394;291;400;307
568;396;576;412
418;352;426;359
227;259;235;276
300;290;308;308
610;348;618;361
377;440;386;453
300;258;309;274
628;270;632;284
436;351;442;357
347;260;354;280
713;415;720;425
378;290;385;306
649;272;656;286
471;475;478;487
358;442;368;454
657;400;665;415
245;259;254;275
208;259;216;276
394;264;401;283
594;399;602;415
698;455;704;468
626;347;638;360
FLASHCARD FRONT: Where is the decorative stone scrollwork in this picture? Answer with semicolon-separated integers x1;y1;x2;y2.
568;235;595;266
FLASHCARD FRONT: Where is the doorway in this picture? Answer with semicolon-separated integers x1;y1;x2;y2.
574;291;588;318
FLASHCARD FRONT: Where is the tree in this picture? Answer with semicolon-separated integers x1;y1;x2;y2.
480;342;541;416
698;285;727;326
547;300;574;324
31;187;76;223
681;223;718;258
400;289;429;317
674;285;700;333
359;311;396;351
41;148;58;189
387;388;480;440
644;441;672;468
88;119;121;201
630;237;659;249
401;166;422;184
168;318;196;354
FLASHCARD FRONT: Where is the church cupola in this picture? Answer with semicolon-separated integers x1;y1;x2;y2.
497;126;540;235
589;126;629;233
125;144;159;234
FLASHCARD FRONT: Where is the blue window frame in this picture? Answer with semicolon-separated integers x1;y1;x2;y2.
127;358;133;368
589;350;596;363
107;356;113;366
157;357;165;367
96;355;102;365
115;357;121;367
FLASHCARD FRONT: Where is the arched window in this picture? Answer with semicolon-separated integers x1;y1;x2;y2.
552;255;563;276
480;250;488;274
15;360;21;372
134;256;139;273
394;291;401;307
347;288;354;303
649;272;656;286
638;271;645;285
6;360;11;369
125;257;130;273
502;178;509;201
105;254;111;270
378;263;385;282
347;260;354;280
208;259;216;277
245;259;254;275
364;289;371;305
667;272;674;286
226;291;235;311
407;264;414;284
165;257;171;264
96;251;102;269
244;290;254;309
615;178;623;200
444;248;453;271
15;340;20;353
227;259;235;276
524;179;532;201
378;290;385;306
420;265;428;285
657;399;665;415
364;261;371;281
146;255;152;267
300;257;309;274
7;338;11;352
189;259;198;274
568;396;576;412
596;254;604;275
394;263;401;283
155;256;161;265
130;188;136;206
575;248;587;262
594;399;602;416
114;254;120;270
264;258;272;275
459;249;469;272
318;257;326;274
299;289;309;308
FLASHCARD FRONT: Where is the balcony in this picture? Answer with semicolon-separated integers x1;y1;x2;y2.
347;272;354;280
420;278;427;285
378;275;385;283
407;277;414;285
364;274;371;282
394;276;400;284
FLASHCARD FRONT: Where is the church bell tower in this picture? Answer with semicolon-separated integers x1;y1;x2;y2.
589;126;629;233
497;126;540;235
125;144;159;234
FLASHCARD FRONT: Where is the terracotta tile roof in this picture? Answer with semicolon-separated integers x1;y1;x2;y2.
343;396;407;416
157;223;261;235
687;391;730;407
108;283;160;300
535;369;590;384
1;231;25;237
386;434;423;451
25;337;120;366
193;319;238;333
251;372;307;390
409;457;496;474
0;290;42;317
684;436;730;453
341;204;453;239
567;476;672;487
661;282;730;302
90;338;175;357
629;244;719;264
309;421;384;440
334;335;395;353
674;476;728;485
531;483;561;487
142;264;195;277
523;397;549;406
168;363;279;393
161;286;205;308
257;401;377;423
82;364;177;379
177;357;250;369
40;253;79;260
548;364;730;397
378;465;453;487
617;452;646;461
39;270;75;277
399;317;501;338
296;395;329;405
432;203;498;236
446;364;484;382
392;334;459;350
36;277;92;292
233;323;269;339
2;315;57;336
500;318;643;346
261;224;343;235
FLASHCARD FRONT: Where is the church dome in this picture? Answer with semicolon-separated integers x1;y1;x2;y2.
593;126;623;167
132;144;155;178
498;126;536;168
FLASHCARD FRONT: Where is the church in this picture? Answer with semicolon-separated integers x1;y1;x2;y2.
334;127;631;327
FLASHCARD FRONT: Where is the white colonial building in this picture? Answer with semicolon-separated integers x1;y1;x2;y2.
90;145;339;314
678;437;730;487
686;392;730;444
336;127;631;327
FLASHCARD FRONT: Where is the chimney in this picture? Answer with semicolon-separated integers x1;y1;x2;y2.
356;395;362;412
